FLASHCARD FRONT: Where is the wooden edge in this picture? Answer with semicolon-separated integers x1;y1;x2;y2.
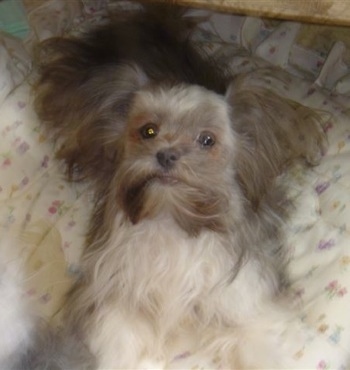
159;0;350;27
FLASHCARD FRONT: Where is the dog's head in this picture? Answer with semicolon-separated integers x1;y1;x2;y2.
35;28;312;239
115;83;241;235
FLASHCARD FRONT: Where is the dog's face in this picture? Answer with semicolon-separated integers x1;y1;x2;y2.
115;84;239;235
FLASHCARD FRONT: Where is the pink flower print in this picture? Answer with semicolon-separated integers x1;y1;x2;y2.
325;280;348;299
269;45;277;54
48;200;61;214
1;154;11;168
63;241;71;249
48;200;68;216
323;121;333;133
317;360;329;370
16;141;30;155
48;206;57;214
3;157;11;166
26;288;37;297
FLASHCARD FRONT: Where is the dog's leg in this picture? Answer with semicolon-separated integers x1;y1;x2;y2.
200;298;303;369
193;255;303;369
86;306;165;369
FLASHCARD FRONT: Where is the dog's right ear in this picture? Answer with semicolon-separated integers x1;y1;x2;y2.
33;37;148;184
225;72;327;210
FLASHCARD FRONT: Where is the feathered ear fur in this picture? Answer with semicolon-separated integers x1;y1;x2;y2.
34;48;147;183
226;73;327;209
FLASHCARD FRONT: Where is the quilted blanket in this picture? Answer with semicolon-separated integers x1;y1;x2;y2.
1;0;350;368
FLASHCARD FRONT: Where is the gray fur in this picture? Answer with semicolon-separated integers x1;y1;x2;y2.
15;323;96;370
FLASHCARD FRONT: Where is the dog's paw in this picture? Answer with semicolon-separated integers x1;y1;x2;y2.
294;108;328;166
301;128;328;166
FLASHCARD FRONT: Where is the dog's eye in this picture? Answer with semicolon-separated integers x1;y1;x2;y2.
139;123;159;139
198;131;216;148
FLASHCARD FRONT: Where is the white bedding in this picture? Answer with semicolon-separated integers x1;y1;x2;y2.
1;0;350;368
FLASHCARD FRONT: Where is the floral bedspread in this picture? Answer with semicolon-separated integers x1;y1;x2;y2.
1;0;350;368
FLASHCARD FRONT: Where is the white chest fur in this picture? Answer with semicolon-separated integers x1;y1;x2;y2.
86;214;279;368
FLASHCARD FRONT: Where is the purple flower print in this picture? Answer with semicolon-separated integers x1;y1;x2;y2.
40;292;51;304
17;101;26;109
16;141;30;155
21;176;29;188
172;351;191;362
41;155;49;168
317;239;336;251
66;220;76;230
315;181;330;195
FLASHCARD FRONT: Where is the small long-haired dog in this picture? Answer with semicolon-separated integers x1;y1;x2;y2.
28;3;327;369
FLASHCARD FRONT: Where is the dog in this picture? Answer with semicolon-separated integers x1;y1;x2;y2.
0;237;35;370
30;3;328;368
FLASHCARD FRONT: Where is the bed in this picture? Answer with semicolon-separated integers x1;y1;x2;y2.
1;0;350;368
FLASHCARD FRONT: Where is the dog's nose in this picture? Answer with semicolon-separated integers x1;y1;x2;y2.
156;148;180;170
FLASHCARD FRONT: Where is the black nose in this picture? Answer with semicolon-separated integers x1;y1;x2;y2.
156;148;180;170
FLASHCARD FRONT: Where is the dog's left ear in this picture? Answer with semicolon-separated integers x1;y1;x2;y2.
225;72;327;209
34;33;149;185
